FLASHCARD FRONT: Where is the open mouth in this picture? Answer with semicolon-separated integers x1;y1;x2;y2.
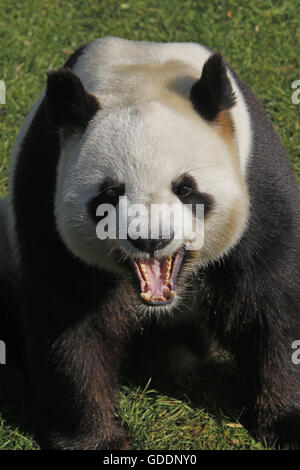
132;252;184;306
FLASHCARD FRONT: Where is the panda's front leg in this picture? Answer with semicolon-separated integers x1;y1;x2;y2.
25;315;129;450
231;325;300;450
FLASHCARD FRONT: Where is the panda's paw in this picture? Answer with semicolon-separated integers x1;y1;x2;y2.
271;411;300;450
277;439;300;450
96;429;131;451
40;426;130;450
244;408;300;450
118;440;131;451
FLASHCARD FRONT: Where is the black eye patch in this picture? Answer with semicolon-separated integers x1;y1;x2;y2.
87;179;125;224
172;173;213;218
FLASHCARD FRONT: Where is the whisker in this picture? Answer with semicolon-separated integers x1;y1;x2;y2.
185;163;217;173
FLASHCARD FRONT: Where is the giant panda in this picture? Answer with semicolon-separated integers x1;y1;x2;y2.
0;36;300;450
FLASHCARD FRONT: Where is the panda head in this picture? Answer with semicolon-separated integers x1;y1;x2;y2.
47;52;249;310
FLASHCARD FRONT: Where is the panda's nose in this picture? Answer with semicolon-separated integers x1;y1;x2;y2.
128;233;174;253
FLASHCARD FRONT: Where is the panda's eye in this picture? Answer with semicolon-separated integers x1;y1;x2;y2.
177;184;192;197
88;181;125;223
105;188;118;199
101;184;125;202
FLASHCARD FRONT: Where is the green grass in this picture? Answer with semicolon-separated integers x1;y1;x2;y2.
0;0;299;451
118;355;266;450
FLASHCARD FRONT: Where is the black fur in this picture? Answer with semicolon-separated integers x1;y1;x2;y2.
2;43;300;450
64;44;87;69
10;46;136;449
199;69;300;449
172;173;214;217
190;53;236;121
46;68;100;129
88;180;125;224
12;94;137;448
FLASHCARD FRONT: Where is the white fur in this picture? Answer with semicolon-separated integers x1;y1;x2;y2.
72;37;251;174
8;37;252;279
55;98;249;272
55;38;250;272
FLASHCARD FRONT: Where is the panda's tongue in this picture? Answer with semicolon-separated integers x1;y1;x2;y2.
133;254;182;304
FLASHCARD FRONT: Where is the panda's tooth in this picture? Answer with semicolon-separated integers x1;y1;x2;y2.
140;289;152;300
139;263;149;280
163;288;172;299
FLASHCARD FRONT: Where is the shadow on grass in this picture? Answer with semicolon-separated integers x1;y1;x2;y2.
0;356;245;449
0;351;252;450
121;351;249;432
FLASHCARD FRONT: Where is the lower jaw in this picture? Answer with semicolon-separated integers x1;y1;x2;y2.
139;295;174;307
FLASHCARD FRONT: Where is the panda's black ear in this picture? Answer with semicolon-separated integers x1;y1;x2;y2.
190;53;236;121
45;67;100;129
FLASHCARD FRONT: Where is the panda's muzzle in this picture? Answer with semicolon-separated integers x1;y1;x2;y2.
132;251;184;306
128;233;174;254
